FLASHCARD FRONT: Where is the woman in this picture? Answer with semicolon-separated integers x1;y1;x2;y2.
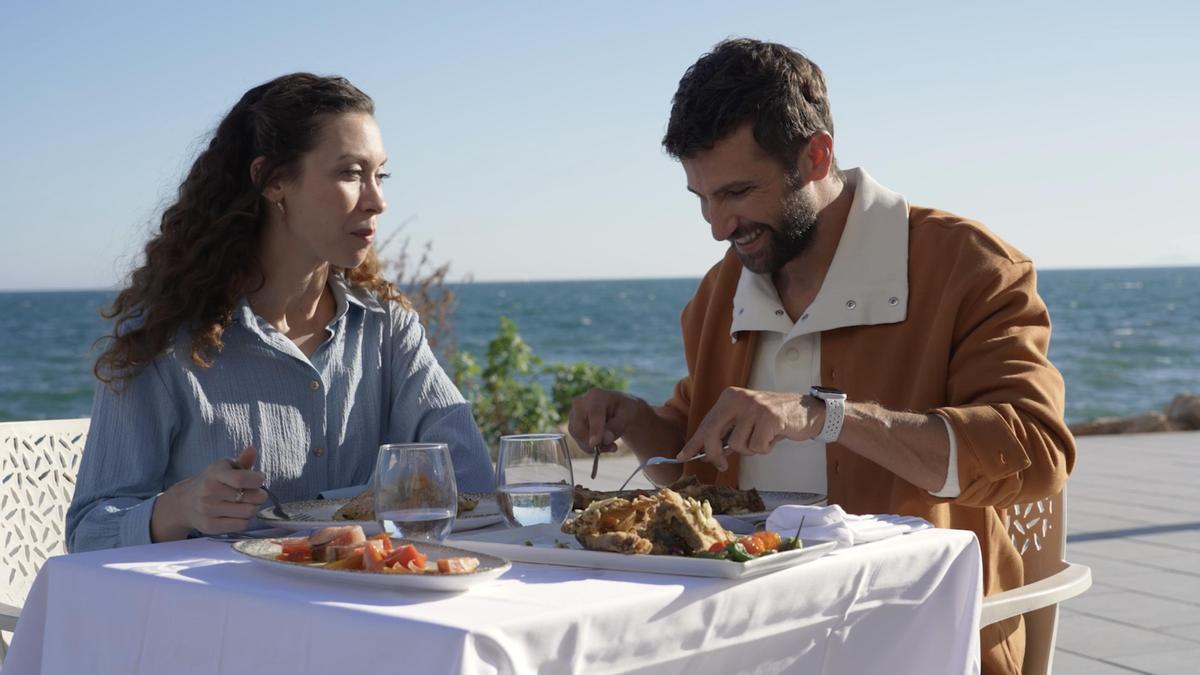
66;74;494;552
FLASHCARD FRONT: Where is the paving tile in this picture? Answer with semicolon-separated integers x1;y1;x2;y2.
1107;646;1200;674
1052;648;1145;674
1061;590;1200;631
1071;537;1194;564
1054;613;1197;659
1064;551;1159;578
1102;571;1200;605
1161;622;1200;643
1132;531;1200;554
1071;512;1160;533
1072;501;1196;524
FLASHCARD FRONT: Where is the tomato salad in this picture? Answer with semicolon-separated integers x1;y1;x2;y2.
274;525;481;575
698;531;803;562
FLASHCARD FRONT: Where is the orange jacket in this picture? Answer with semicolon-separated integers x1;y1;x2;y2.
664;206;1075;674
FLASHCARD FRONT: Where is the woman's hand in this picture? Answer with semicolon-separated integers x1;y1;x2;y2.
150;446;269;541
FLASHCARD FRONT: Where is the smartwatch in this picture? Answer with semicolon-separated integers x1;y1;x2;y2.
809;386;848;443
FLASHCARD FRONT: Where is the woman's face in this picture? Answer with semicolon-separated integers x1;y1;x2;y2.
271;112;388;270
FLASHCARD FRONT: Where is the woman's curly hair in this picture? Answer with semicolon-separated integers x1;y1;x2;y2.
95;73;408;385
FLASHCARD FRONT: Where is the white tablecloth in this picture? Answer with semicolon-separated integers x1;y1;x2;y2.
5;529;981;675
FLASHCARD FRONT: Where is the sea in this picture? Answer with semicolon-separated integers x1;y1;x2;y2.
1;267;1197;425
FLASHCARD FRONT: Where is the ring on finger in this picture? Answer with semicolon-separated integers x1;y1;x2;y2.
234;488;246;503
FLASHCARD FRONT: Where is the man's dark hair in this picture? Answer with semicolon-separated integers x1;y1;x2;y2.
663;38;836;171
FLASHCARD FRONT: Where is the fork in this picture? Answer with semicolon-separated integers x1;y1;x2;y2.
228;458;310;522
262;484;312;521
617;452;714;491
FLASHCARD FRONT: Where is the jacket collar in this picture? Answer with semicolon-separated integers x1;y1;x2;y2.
730;168;909;340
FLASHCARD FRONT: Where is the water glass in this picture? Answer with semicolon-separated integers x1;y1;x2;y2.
495;433;575;528
373;443;457;542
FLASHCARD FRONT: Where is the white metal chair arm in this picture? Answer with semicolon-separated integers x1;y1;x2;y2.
981;562;1092;626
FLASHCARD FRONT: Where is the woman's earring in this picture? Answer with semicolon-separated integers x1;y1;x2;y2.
275;201;286;216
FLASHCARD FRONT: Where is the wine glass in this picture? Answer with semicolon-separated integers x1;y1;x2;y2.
372;443;457;542
495;433;574;528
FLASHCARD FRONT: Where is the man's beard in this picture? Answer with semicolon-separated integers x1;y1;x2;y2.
733;183;819;275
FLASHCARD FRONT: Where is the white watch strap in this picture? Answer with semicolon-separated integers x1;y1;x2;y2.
818;396;845;443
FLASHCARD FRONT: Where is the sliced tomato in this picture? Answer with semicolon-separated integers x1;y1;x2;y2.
368;532;394;552
708;540;729;554
437;557;480;574
362;539;388;572
383;543;427;571
276;537;312;562
740;535;765;555
753;531;782;552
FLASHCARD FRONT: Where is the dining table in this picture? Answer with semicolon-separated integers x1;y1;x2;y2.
4;525;982;674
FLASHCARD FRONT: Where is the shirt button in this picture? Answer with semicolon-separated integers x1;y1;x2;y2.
845;300;857;310
313;447;325;457
889;296;899;306
309;380;321;391
774;309;785;316
800;313;809;321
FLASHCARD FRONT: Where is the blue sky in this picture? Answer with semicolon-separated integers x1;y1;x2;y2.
1;1;1197;290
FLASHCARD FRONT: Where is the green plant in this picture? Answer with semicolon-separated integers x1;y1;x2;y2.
453;317;629;451
378;216;462;357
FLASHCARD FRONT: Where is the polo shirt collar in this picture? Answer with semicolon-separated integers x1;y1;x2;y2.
730;168;909;339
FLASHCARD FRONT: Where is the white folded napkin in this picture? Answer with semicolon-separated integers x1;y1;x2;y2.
765;504;933;548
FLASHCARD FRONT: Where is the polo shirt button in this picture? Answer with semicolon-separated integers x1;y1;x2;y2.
774;309;785;316
889;296;899;306
845;300;857;310
800;313;809;321
313;447;325;457
310;380;321;391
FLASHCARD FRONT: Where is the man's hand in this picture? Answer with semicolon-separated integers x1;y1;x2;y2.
151;446;269;541
676;387;822;471
568;388;649;453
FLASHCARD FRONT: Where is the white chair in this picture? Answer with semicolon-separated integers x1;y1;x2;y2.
981;490;1092;675
0;418;89;663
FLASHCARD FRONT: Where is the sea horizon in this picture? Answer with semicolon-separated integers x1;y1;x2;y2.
2;267;1197;425
2;262;1198;295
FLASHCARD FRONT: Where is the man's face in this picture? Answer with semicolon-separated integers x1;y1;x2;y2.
681;124;818;275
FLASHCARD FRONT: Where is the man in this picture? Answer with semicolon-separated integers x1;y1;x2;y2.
568;38;1074;674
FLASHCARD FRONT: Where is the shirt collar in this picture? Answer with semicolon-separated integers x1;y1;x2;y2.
328;272;389;318
730;167;909;339
234;271;387;331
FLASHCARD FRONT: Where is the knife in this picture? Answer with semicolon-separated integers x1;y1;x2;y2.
590;445;601;480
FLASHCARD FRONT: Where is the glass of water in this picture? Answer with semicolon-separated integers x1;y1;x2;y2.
373;443;457;543
496;433;574;528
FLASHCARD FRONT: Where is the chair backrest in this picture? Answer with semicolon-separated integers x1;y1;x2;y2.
0;418;89;613
1004;490;1067;675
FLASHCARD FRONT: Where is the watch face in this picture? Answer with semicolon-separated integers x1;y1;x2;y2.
811;386;847;400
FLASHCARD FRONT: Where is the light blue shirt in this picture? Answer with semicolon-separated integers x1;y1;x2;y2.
66;275;495;552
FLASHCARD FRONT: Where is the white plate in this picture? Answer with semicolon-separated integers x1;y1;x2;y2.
737;490;826;521
256;492;504;535
448;523;838;580
232;538;511;592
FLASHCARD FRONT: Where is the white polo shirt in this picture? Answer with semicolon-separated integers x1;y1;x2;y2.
731;168;960;497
